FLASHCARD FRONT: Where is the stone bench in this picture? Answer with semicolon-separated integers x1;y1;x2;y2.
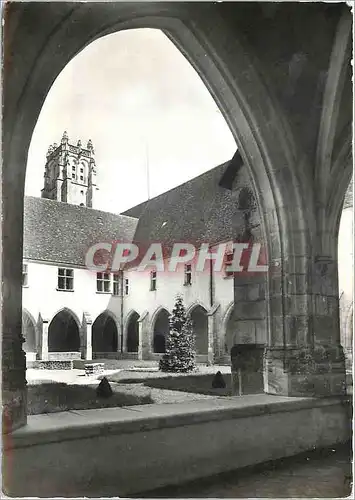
85;363;104;376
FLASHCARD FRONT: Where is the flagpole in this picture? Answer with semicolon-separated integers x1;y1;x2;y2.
146;141;150;200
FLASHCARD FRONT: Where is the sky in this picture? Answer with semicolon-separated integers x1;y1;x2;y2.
25;28;236;214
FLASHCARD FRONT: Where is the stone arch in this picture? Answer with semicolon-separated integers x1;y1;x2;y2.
186;301;208;318
21;309;37;353
125;310;140;353
7;3;344;425
151;307;170;353
222;301;235;355
5;4;315;353
48;308;81;352
188;304;208;355
92;310;119;354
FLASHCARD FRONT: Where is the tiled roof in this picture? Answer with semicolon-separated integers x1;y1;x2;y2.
23;196;138;266
122;161;262;254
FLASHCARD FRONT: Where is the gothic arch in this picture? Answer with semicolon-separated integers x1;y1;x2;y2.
188;303;208;355
125;309;140;353
92;310;119;354
48;308;81;352
4;3;316;358
186;300;208;318
50;307;82;329
222;301;235;355
21;309;37;353
151;307;170;353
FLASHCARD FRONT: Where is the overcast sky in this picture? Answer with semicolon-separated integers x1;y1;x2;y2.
25;28;236;214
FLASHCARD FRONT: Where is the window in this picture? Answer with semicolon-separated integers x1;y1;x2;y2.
57;268;74;290
72;173;75;179
224;251;234;278
80;168;84;173
72;166;75;171
97;272;111;293
125;278;129;295
80;175;84;181
22;263;28;287
113;273;120;296
184;264;192;285
150;271;157;291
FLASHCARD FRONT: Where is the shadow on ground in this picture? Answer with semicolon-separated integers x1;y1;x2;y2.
27;382;153;415
108;373;263;396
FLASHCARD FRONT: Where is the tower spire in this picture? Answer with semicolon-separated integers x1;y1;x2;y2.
61;130;69;144
87;139;94;154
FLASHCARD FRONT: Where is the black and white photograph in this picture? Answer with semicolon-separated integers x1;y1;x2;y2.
1;0;353;497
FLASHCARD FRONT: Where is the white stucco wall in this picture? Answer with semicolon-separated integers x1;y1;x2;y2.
22;252;235;359
22;260;122;330
123;244;234;341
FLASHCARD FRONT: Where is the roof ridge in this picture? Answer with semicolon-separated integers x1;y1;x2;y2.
25;195;139;221
121;159;231;215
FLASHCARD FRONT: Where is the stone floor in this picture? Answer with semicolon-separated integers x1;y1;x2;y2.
141;443;353;498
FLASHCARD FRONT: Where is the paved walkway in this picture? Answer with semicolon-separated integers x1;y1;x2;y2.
142;443;352;498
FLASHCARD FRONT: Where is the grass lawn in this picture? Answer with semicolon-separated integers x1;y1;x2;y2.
107;372;264;397
27;382;154;415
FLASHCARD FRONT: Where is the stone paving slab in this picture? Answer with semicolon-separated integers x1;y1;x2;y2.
142;444;352;498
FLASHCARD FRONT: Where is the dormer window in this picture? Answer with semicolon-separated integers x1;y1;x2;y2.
224;251;234;278
150;271;157;291
184;264;192;285
22;263;28;287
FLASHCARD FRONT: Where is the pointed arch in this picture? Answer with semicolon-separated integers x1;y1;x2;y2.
186;301;209;318
48;308;81;352
22;308;37;353
222;301;235;355
50;307;82;328
125;309;140;353
188;303;208;355
92;310;119;354
151;307;170;353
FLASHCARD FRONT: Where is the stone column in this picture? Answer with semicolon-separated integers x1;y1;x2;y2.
263;255;346;397
2;189;27;431
207;304;220;365
138;311;149;360
137;322;143;361
41;319;50;361
82;312;93;361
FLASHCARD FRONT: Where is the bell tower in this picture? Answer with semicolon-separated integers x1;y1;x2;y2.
41;131;99;208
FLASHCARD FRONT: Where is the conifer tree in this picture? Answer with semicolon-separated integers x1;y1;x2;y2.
159;295;196;372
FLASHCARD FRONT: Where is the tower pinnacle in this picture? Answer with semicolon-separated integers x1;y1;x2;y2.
61;130;69;144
